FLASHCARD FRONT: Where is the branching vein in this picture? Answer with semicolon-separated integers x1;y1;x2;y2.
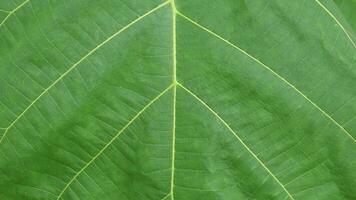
55;84;174;199
176;11;355;142
161;193;171;200
315;0;356;48
2;0;354;199
178;83;295;200
0;1;170;145
0;0;30;27
0;9;10;13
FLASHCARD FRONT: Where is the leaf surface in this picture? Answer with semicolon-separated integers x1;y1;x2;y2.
0;0;355;199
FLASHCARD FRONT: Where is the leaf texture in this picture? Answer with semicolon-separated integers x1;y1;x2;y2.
0;0;355;200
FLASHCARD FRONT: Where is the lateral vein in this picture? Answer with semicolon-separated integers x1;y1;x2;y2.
0;9;11;13
0;0;30;27
161;193;171;200
314;0;356;48
55;84;174;199
0;1;170;145
176;11;355;142
178;83;295;200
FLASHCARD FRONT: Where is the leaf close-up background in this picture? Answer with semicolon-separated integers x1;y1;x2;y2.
0;0;355;199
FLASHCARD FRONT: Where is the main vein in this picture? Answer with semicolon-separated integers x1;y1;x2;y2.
178;83;295;200
55;84;174;199
170;1;177;200
0;0;30;27
314;0;356;48
0;1;170;145
176;11;355;142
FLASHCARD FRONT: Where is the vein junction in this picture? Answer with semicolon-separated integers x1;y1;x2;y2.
175;10;355;143
0;0;354;199
0;1;170;144
170;2;293;199
56;84;174;199
314;0;356;48
0;0;30;27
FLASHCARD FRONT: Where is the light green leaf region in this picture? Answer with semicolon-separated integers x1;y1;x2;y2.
0;0;355;199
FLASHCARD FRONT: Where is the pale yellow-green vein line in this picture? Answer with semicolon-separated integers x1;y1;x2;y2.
0;1;170;145
315;0;356;48
0;9;11;13
0;0;30;27
161;193;171;200
178;83;295;200
177;11;355;142
55;84;174;200
170;1;177;200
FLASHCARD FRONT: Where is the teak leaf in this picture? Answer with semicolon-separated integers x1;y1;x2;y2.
0;0;355;199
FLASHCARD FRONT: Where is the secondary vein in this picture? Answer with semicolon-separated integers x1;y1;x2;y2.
315;0;356;48
178;83;295;200
55;84;174;199
0;0;31;27
0;1;170;145
176;11;355;142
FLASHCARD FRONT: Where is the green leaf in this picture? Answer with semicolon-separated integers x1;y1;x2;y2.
0;0;355;199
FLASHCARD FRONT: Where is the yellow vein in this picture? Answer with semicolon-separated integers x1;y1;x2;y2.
170;1;177;200
171;0;177;84
177;11;356;142
56;84;174;200
161;193;171;200
0;9;10;13
315;0;356;48
170;68;177;200
0;0;30;27
178;83;295;200
0;1;170;145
